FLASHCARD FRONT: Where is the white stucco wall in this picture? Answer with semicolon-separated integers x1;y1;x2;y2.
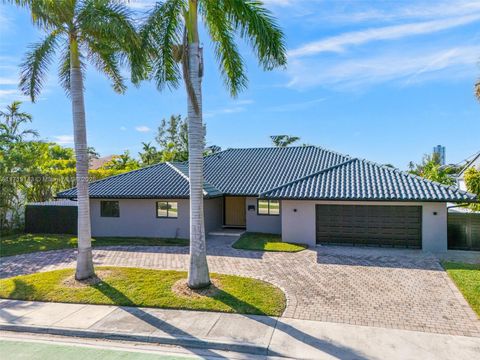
90;198;223;239
246;197;282;234
281;200;448;252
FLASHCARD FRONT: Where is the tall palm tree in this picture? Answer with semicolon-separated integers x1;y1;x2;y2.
141;0;286;288
14;0;140;280
475;79;480;101
0;101;38;143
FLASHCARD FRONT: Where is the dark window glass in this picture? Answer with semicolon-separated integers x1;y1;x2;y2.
101;201;119;217
257;199;280;216
157;201;178;218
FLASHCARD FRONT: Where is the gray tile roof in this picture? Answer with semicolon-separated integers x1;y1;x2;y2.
260;158;476;202
57;146;477;202
57;162;222;199
202;146;349;195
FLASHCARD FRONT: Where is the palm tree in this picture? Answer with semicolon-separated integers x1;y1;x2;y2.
475;79;480;101
270;135;300;147
14;0;139;280
0;101;38;143
141;0;286;288
139;142;159;165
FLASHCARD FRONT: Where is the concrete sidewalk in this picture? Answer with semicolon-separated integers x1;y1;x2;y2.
0;299;479;360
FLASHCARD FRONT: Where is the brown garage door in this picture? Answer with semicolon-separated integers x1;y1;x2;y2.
316;205;422;248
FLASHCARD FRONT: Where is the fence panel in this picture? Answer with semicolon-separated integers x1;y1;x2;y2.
25;205;78;235
447;212;480;251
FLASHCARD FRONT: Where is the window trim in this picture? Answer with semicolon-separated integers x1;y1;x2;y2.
100;200;120;218
156;201;178;219
257;199;280;216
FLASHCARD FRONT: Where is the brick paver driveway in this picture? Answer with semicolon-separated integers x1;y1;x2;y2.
1;236;479;337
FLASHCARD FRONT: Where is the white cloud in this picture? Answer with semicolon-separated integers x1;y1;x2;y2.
0;76;17;86
289;14;480;58
287;45;480;90
135;125;151;132
52;135;74;145
120;126;127;131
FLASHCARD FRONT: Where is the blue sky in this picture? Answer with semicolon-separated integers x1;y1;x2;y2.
0;0;479;169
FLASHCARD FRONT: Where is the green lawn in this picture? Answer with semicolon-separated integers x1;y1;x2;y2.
0;267;286;316
442;262;480;317
0;234;188;257
232;232;307;252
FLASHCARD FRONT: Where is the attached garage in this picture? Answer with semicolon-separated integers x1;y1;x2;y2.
315;204;422;248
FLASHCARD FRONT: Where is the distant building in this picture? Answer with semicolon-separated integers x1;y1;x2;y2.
433;145;446;165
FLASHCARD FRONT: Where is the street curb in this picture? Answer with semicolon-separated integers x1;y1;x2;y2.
0;323;268;355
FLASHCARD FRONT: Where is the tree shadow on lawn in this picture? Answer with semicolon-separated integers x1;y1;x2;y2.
93;278;369;360
0;279;43;323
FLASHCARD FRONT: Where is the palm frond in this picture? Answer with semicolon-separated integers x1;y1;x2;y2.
19;31;60;102
141;0;185;90
216;0;287;70
200;0;247;96
10;0;72;30
86;42;127;94
78;0;142;86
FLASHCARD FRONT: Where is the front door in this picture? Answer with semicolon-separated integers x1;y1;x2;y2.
224;196;246;227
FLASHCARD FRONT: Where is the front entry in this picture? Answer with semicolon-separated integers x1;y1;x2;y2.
224;196;246;227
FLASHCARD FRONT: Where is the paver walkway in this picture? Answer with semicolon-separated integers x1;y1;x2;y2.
1;236;479;337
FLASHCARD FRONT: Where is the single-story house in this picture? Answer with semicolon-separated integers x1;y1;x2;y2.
57;146;477;252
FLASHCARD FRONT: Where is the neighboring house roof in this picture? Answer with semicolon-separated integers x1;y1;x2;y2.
57;146;477;202
260;158;476;202
458;151;480;177
89;155;117;170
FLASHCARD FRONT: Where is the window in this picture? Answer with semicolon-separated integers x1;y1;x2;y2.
257;199;280;216
101;201;119;217
157;201;178;218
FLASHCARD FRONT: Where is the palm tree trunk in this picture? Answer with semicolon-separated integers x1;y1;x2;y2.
186;0;210;289
70;36;95;280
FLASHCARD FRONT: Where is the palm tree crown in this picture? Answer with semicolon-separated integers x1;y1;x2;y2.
16;0;140;101
140;0;286;95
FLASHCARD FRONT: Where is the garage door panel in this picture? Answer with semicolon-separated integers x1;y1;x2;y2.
316;205;422;248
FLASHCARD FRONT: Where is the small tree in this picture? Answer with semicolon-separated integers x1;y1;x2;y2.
464;167;480;211
102;150;140;171
271;135;300;147
409;154;455;185
139;142;161;165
